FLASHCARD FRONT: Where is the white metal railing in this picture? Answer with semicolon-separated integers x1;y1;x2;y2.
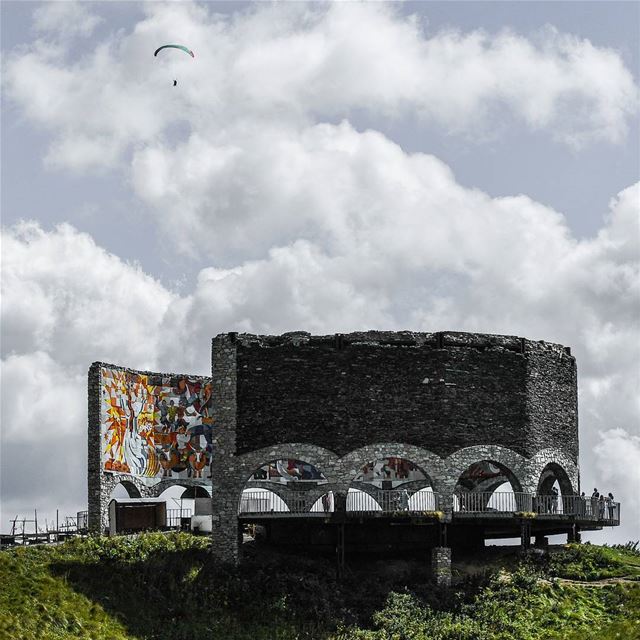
454;492;620;522
237;489;620;523
534;495;620;522
347;489;438;514
454;492;533;513
167;508;192;528
239;490;311;515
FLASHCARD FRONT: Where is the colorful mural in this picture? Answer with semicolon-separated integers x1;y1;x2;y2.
250;459;326;483
101;368;214;484
355;457;426;485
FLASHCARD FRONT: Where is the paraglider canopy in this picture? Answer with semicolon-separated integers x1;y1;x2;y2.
154;44;194;58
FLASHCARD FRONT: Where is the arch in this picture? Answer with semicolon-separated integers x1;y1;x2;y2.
408;487;438;512
346;487;383;513
103;473;152;499
537;462;574;496
524;449;578;496
339;443;445;493
110;480;142;499
454;460;523;494
148;478;210;498
444;445;527;496
233;443;341;487
238;487;291;514
243;481;304;511
232;445;341;517
181;485;211;499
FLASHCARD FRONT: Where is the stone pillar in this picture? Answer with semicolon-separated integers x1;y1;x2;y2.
87;363;105;533
333;491;348;515
567;524;581;543
431;547;452;587
210;334;240;564
438;488;454;523
534;534;548;549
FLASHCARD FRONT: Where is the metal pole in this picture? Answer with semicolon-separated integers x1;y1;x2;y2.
56;510;59;543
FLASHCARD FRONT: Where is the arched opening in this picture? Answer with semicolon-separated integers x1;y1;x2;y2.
409;487;438;512
454;460;526;513
156;485;194;528
241;458;329;516
536;462;574;515
239;488;290;514
349;457;435;514
109;480;142;500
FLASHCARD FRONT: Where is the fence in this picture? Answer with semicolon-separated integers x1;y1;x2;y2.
347;489;438;514
454;492;620;523
454;492;533;513
167;508;193;528
238;489;620;524
239;490;312;515
238;489;439;516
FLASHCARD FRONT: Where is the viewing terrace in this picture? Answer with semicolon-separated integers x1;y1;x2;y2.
239;488;620;527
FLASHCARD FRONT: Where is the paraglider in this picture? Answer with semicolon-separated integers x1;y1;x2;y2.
154;44;195;58
154;44;194;86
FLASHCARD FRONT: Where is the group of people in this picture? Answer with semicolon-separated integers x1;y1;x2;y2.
582;489;617;520
538;487;617;520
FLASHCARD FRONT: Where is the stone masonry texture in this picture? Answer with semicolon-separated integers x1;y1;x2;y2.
232;331;578;461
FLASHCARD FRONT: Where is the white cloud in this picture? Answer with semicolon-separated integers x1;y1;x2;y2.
593;429;640;541
3;2;638;174
1;221;176;369
32;1;103;40
0;354;89;530
0;351;84;443
130;119;578;262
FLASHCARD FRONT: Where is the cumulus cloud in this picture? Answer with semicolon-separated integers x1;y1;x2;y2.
593;429;640;540
1;221;177;369
3;2;638;174
32;1;103;40
131;118;579;261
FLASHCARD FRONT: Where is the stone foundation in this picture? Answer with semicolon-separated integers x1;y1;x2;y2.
431;547;452;587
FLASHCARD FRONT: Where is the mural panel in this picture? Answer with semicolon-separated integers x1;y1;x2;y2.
354;457;427;486
101;368;214;485
250;459;326;483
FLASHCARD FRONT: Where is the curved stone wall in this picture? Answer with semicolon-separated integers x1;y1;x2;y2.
232;331;578;461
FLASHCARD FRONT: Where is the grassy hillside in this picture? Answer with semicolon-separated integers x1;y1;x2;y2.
1;533;639;640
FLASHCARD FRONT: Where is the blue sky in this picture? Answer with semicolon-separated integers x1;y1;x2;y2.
1;1;638;542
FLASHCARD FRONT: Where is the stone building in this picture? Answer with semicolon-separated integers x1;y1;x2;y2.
88;331;620;584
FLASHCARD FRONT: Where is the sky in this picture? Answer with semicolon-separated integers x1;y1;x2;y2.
1;1;638;544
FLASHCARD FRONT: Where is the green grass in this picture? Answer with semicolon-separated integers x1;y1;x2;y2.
534;543;640;581
1;534;639;640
